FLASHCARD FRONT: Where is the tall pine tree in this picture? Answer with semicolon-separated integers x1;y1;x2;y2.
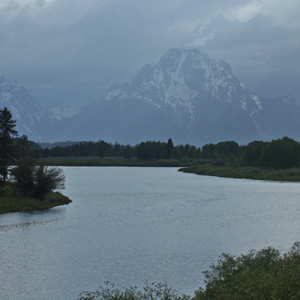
0;107;18;182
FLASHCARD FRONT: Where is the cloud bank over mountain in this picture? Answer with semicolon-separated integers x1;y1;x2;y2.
0;0;300;107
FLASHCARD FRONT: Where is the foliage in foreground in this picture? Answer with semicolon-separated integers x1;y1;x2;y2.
79;243;300;300
194;242;300;300
78;282;189;300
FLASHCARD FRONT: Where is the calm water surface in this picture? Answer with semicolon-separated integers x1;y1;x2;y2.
1;167;300;299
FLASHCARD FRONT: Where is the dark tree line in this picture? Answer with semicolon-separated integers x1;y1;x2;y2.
40;141;127;158
34;136;300;169
38;139;203;161
200;138;300;169
2;104;299;170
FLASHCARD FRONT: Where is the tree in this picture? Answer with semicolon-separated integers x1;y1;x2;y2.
166;138;174;159
10;158;35;197
97;140;110;158
202;143;217;160
260;137;300;169
33;164;65;199
242;141;266;167
0;107;18;183
123;145;133;160
12;163;65;200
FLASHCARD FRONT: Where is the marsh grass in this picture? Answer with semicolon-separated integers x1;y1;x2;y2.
179;164;300;182
39;157;184;167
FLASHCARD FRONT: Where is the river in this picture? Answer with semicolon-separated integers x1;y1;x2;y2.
1;167;300;299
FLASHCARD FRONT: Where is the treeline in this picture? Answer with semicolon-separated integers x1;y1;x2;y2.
201;137;300;169
22;136;300;170
37;138;202;161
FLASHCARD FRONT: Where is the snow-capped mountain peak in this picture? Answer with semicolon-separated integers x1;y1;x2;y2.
3;48;300;145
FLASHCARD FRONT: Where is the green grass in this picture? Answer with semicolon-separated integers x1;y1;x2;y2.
39;157;185;167
0;183;72;214
179;164;300;182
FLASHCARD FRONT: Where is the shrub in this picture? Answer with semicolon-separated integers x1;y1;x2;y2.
78;281;189;300
11;162;65;200
212;159;225;167
194;242;300;300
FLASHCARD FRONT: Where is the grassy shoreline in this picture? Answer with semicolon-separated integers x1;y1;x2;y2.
40;157;300;182
179;164;300;182
38;157;187;167
0;184;72;214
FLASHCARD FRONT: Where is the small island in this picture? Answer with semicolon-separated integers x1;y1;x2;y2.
0;107;71;214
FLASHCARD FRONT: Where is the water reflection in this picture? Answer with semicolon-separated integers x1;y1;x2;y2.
0;218;60;232
0;206;68;232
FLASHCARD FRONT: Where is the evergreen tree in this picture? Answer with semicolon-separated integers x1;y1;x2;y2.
123;145;133;160
0;107;18;183
166;138;174;159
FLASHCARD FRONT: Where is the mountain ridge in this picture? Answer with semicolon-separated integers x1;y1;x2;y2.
0;74;56;140
57;48;299;145
1;48;300;145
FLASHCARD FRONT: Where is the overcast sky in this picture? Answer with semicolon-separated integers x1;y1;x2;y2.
0;0;300;107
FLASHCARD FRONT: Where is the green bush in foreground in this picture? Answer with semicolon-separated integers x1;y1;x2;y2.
78;282;190;300
195;242;300;300
79;243;300;300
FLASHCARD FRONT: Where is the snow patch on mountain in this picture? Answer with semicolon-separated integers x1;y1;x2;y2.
250;94;263;110
50;104;84;120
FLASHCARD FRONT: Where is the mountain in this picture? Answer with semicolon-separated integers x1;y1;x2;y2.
55;48;300;145
2;49;300;145
0;75;56;140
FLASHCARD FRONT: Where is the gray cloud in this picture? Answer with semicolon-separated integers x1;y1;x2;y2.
0;0;300;106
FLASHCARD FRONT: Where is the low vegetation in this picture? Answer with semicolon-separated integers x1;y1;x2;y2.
179;164;300;182
78;243;300;300
194;242;300;300
0;182;71;214
78;282;189;300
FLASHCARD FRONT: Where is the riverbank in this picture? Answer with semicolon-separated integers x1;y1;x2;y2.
0;184;72;214
179;164;300;182
39;157;187;167
40;157;300;182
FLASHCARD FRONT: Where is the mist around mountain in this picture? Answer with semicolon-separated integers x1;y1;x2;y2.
1;48;300;145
